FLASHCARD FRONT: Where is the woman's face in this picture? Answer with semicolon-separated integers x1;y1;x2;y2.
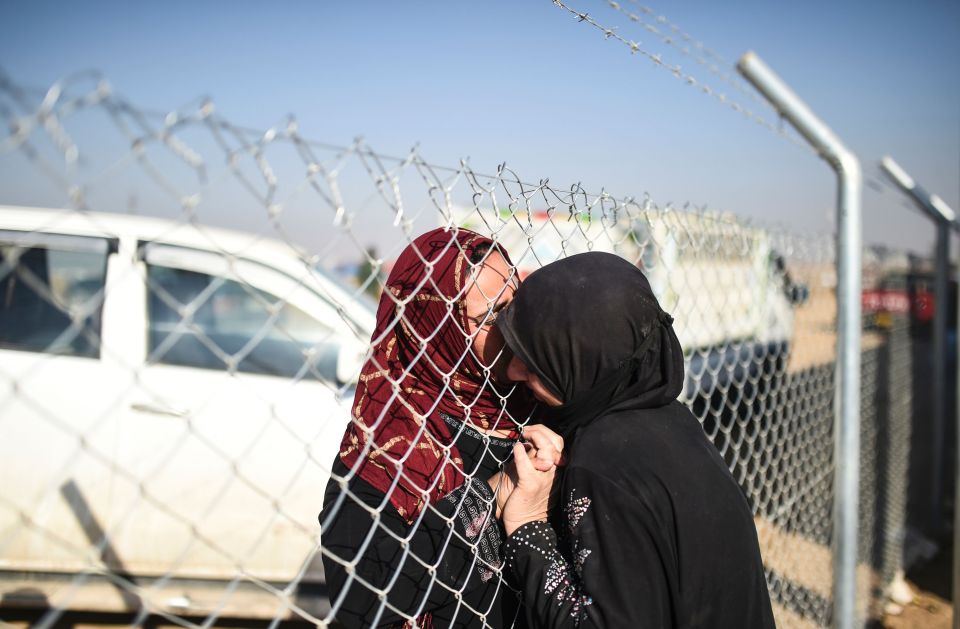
464;250;517;382
505;355;563;407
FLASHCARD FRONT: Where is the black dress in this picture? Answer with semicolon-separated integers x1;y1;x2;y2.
505;402;776;629
493;252;776;628
320;411;525;628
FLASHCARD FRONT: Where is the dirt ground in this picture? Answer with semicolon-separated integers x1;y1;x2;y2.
882;539;953;629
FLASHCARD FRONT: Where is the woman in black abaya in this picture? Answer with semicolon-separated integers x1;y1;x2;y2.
492;252;776;628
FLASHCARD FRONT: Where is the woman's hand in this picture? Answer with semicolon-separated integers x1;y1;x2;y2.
487;424;564;518
501;440;557;536
522;423;564;467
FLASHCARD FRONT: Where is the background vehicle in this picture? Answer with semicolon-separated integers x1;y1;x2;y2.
0;206;373;618
449;205;807;384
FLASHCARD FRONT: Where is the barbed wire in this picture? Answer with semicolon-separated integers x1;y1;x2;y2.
864;168;947;223
623;0;734;71
550;0;811;152
603;0;778;114
553;1;955;236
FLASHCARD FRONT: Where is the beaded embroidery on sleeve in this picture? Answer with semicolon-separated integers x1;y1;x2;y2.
505;489;595;625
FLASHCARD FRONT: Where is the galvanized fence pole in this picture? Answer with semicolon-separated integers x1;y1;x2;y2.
955;223;960;629
880;157;959;627
737;51;863;629
880;156;955;537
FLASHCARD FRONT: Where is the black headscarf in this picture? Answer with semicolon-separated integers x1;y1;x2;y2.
496;252;685;438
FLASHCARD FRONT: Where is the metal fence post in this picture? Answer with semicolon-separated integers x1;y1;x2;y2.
880;157;955;537
879;157;958;626
955;224;960;629
737;51;863;629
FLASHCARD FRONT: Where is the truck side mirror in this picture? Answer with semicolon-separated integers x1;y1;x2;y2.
336;338;368;385
789;284;809;306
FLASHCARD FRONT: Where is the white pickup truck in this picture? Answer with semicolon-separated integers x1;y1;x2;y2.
447;205;807;402
0;206;373;619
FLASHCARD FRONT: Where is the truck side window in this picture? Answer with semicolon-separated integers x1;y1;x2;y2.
0;237;108;358
146;264;343;383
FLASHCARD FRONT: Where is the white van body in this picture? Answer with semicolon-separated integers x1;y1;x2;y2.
0;206;374;618
449;206;802;362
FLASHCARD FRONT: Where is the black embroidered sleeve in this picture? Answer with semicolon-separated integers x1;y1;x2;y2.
506;519;595;627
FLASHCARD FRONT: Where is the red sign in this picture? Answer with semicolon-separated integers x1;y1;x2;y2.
862;290;910;314
861;289;934;322
913;291;935;322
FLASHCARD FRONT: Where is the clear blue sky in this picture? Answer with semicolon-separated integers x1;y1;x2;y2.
1;0;957;255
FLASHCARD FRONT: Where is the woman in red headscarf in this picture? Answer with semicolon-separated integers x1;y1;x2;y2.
320;228;559;628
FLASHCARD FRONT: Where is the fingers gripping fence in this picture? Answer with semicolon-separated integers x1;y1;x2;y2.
0;71;916;629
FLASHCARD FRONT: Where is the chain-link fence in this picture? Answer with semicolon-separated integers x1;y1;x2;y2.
0;71;921;628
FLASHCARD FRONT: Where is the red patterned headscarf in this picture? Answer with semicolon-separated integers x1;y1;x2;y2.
338;228;526;523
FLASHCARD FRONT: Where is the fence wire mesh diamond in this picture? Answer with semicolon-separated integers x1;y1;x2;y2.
0;72;917;629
